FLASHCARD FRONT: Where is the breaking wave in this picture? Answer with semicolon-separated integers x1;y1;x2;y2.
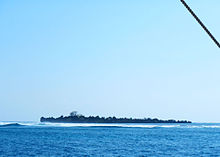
0;123;23;127
1;122;220;128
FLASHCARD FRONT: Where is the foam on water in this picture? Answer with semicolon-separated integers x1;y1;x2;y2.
1;121;220;128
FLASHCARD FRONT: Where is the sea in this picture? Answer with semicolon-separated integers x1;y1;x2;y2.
1;122;220;156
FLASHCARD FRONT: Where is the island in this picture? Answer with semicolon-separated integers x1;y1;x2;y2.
40;111;192;123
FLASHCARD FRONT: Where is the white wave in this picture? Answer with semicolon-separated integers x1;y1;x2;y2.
39;123;183;128
1;121;220;129
40;123;158;128
0;121;39;126
186;125;220;128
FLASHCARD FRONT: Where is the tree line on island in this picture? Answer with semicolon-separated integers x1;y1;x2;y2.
40;111;192;123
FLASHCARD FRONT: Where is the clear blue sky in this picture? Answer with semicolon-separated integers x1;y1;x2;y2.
0;0;220;122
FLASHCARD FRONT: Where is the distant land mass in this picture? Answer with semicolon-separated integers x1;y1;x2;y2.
40;111;192;123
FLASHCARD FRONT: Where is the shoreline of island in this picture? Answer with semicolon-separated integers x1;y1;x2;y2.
40;112;192;124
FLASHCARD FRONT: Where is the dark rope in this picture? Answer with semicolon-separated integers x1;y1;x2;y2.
180;0;220;48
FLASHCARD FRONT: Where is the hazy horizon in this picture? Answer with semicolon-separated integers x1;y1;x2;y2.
1;0;220;122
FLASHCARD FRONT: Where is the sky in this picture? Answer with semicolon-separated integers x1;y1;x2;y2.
0;0;220;122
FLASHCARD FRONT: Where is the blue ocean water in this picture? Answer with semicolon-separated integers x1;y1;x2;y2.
1;122;220;156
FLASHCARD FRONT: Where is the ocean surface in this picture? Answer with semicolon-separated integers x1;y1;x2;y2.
1;122;220;156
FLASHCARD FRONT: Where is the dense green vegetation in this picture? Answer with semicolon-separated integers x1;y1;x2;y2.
40;112;191;123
